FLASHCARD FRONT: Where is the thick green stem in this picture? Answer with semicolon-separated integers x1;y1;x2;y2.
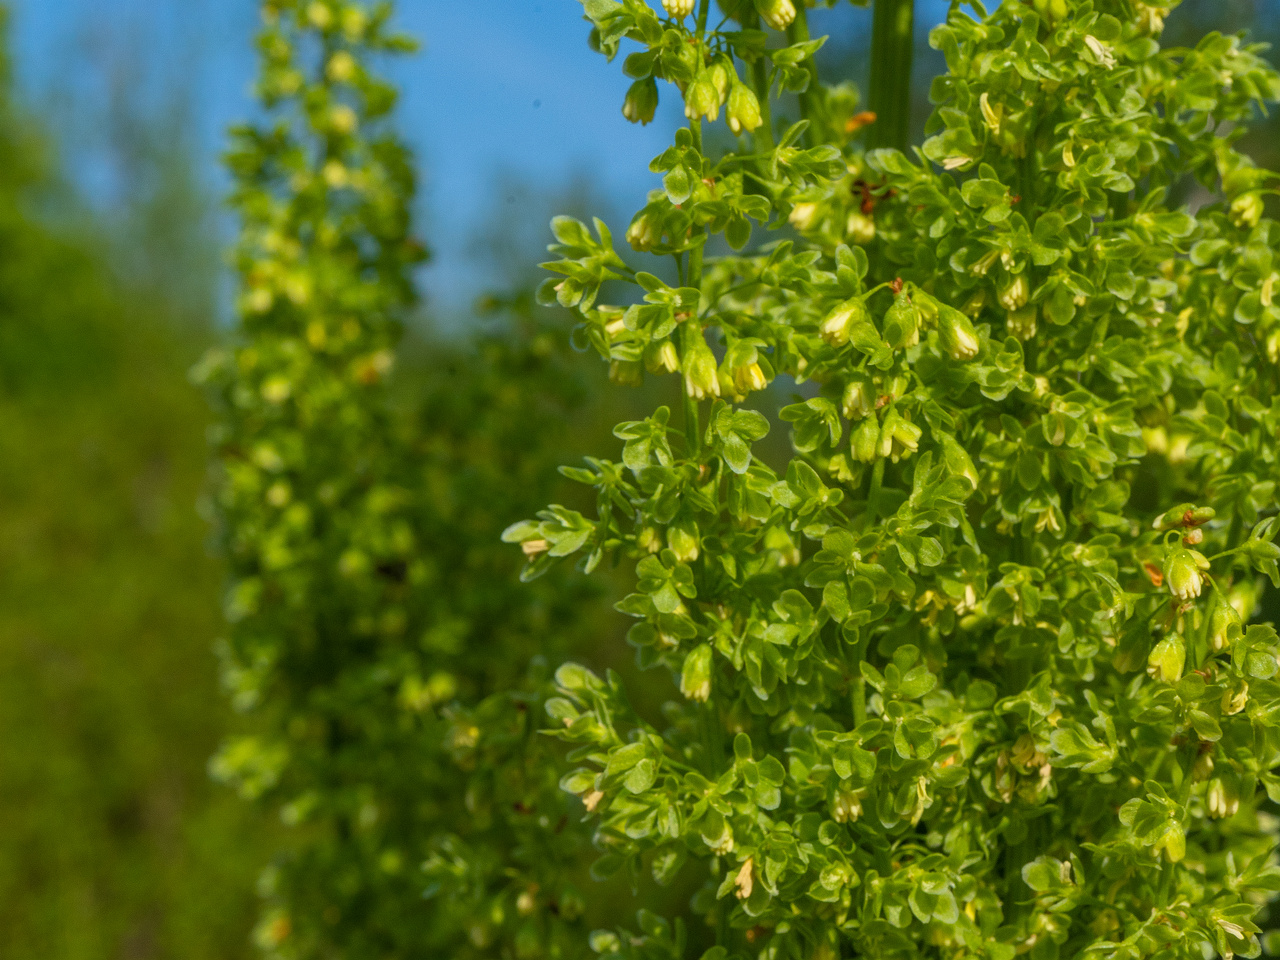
868;0;915;152
867;457;886;522
741;9;775;151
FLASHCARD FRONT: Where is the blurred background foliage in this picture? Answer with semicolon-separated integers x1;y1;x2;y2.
0;0;1276;958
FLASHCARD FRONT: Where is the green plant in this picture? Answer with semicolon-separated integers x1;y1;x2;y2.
507;1;1280;958
0;6;272;957
201;2;602;957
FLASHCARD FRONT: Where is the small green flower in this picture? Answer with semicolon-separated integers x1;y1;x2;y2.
936;304;980;360
727;83;762;135
680;644;713;702
1163;547;1210;601
757;0;796;30
820;297;871;347
1146;636;1186;682
622;78;658;125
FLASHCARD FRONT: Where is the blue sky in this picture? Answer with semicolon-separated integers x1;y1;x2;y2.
7;2;1277;313
6;1;895;314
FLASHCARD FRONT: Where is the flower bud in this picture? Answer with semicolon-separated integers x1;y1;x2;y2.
936;304;980;361
1153;503;1215;531
1134;2;1167;33
329;105;358;135
1222;679;1249;715
1163;547;1210;601
789;202;820;232
757;0;796;30
1207;777;1239;819
1032;0;1068;23
626;209;662;251
683;332;722;400
668;517;700;563
306;1;333;30
704;822;734;854
846;211;876;245
636;526;663;554
1230;192;1264;230
962;289;987;317
685;76;720;122
341;6;367;39
832;788;863;823
820;297;871;347
1154;822;1186;862
623;77;658;125
663;0;696;16
1209;593;1242;652
732;360;768;395
735;858;754;899
727;83;763;135
1006;305;1037;341
852;418;880;463
609;359;644;386
883;292;920;349
1267;329;1280;364
1146;636;1186;682
645;340;680;374
1192;750;1215;782
708;61;732;103
997;272;1030;311
885;413;922;461
680;644;714;702
326;51;357;83
842;378;874;420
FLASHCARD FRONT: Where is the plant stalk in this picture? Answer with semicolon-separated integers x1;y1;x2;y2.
786;4;821;143
868;0;915;152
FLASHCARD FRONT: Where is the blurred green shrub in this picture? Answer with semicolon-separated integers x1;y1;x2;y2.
0;7;272;960
199;3;618;957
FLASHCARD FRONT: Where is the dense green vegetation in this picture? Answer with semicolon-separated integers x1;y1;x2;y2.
5;1;1280;960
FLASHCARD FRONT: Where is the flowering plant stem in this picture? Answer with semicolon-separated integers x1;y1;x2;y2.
868;0;915;151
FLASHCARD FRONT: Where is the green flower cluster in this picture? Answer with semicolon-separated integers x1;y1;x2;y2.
200;2;599;957
508;1;1280;958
